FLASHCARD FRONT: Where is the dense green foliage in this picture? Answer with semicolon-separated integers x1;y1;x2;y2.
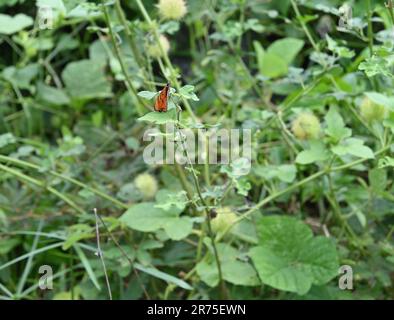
0;0;393;300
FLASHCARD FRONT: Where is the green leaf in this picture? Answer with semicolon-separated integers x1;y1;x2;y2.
120;202;193;240
0;13;33;35
163;217;193;241
255;38;304;78
324;107;352;141
154;189;188;215
259;52;288;78
37;82;70;106
0;238;20;255
138;91;157;100
268;38;304;65
364;92;394;111
73;244;101;291
326;35;355;59
331;138;374;159
369;168;387;193
249;216;339;295
135;263;193;290
2;64;39;89
359;56;393;78
352;205;367;228
62;224;92;250
196;243;259;287
0;133;16;148
137;109;177;124
296;141;329;165
62;59;112;100
378;156;394;168
178;85;199;101
255;164;296;183
244;18;264;33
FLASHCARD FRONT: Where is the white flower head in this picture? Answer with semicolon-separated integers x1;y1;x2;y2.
157;0;187;20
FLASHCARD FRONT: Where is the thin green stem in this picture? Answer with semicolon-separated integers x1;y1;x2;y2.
217;146;390;241
101;2;149;115
0;163;86;215
134;0;198;122
114;0;154;91
93;208;112;300
385;1;394;26
0;155;128;209
290;0;319;52
366;0;374;56
175;109;227;299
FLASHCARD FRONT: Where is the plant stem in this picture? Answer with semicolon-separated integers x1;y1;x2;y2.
93;208;112;300
134;0;198;122
95;209;151;299
114;0;155;91
366;0;374;56
291;0;319;52
386;1;394;26
0;155;128;209
217;145;390;241
0;163;86;215
101;2;149;115
175;109;227;299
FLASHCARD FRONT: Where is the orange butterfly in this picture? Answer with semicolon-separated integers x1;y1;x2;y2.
154;82;170;112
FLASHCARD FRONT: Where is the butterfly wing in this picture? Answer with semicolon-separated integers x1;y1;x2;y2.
154;83;170;112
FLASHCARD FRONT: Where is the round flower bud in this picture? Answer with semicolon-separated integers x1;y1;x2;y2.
317;15;333;38
134;173;158;199
157;0;187;20
211;207;238;234
360;97;387;122
147;35;170;59
291;112;321;140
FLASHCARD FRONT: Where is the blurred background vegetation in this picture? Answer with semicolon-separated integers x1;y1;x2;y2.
0;0;393;300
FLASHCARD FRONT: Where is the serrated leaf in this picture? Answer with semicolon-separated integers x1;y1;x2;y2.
378;156;394;168
331;138;374;159
296;141;329;164
326;35;354;58
325;107;352;141
359;56;392;78
178;85;199;101
249;216;339;295
155;189;188;215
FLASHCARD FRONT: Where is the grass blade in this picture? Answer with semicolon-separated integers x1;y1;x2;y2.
73;244;101;291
